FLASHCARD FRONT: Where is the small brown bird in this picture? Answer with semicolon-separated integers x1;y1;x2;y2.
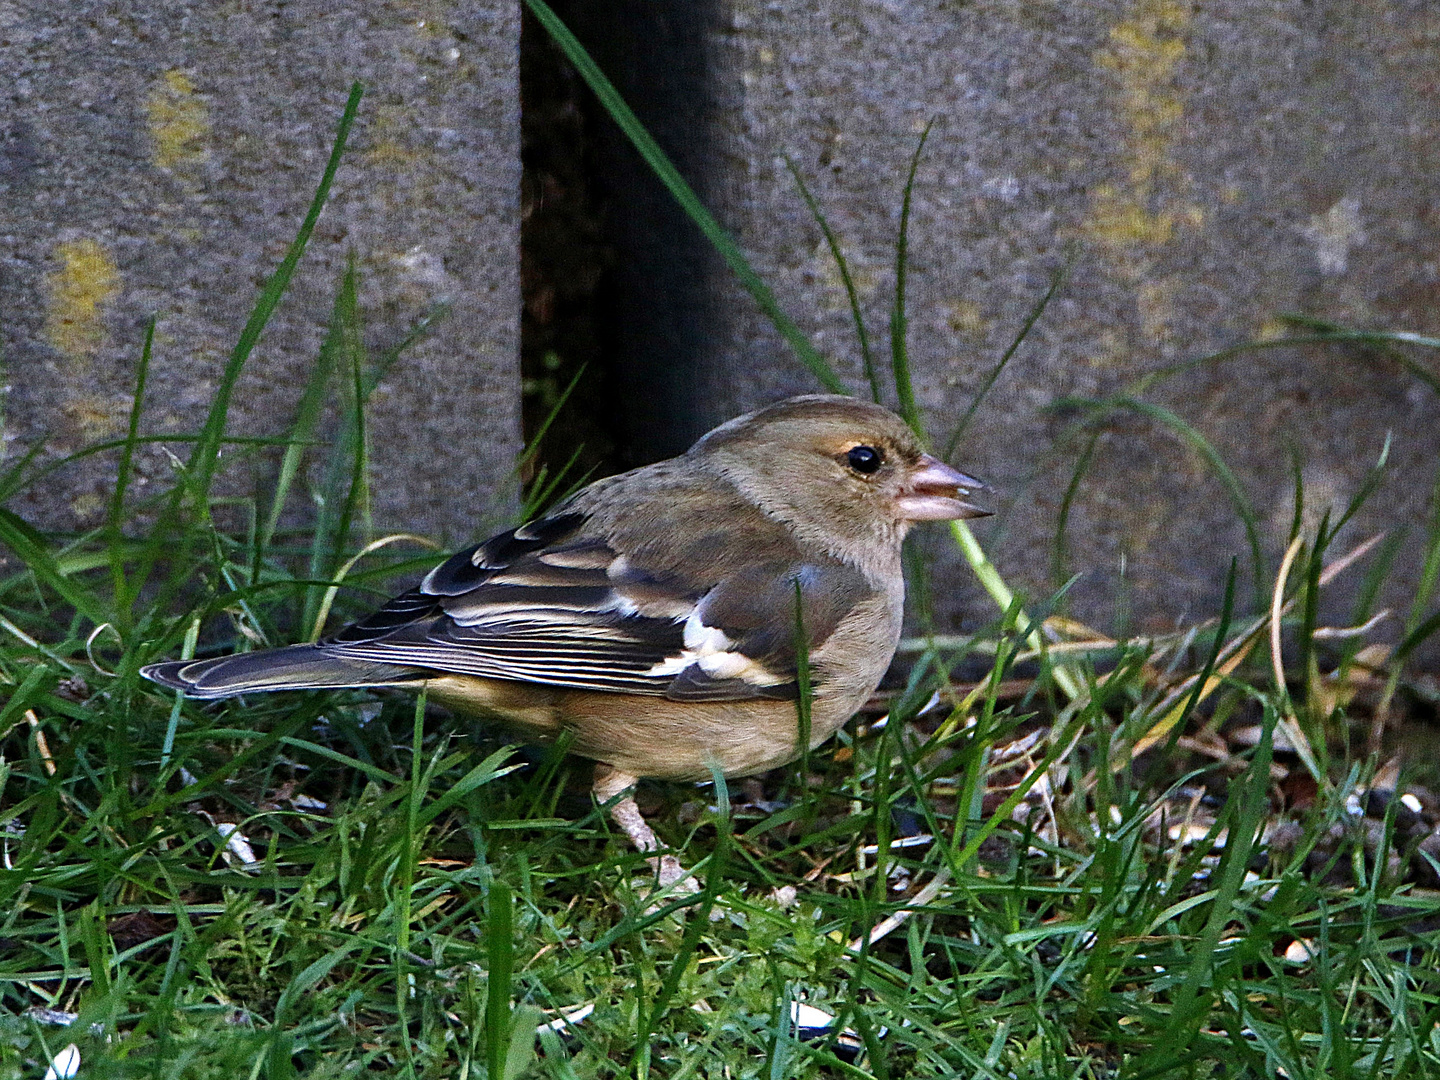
144;395;988;883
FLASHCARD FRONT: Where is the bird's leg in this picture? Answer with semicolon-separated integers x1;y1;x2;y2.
592;764;692;891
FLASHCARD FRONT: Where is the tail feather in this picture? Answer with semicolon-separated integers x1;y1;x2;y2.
141;644;426;699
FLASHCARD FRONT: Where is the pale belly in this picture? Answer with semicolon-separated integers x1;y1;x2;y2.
423;673;867;782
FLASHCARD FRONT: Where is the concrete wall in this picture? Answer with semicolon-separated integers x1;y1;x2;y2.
582;0;1440;638
5;0;1437;649
0;0;521;545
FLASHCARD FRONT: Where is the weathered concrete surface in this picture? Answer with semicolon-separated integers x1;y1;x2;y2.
588;0;1440;641
0;0;520;545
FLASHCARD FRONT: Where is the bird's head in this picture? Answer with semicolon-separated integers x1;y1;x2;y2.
691;395;990;565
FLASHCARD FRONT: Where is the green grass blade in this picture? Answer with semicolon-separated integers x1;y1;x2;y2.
1131;318;1440;403
1410;463;1440;632
106;315;154;633
1056;394;1267;611
185;82;363;513
948;679;1090;871
1375;460;1440;718
485;880;515;1080
523;0;846;395
258;307;339;561
1050;427;1100;600
0;434;323;514
274;292;443;593
130;83;363;617
0;508;108;625
889;120;934;438
0;663;51;736
394;690;427;1077
277;737;403;786
944;245;1075;459
0;433;48;506
1287;443;1305;545
1138;557;1238;771
1155;706;1274;1056
1280;313;1440;398
416;748;522;826
273;939;363;1029
518;361;589;521
304;257;368;633
1393;607;1440;665
948;515;1084;700
637;770;731;1078
362;301;447;399
784;155;880;402
330;262;372;571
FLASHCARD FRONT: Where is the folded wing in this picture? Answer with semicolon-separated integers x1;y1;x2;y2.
324;510;870;702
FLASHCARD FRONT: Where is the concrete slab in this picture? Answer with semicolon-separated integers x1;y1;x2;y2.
578;0;1440;643
0;0;521;546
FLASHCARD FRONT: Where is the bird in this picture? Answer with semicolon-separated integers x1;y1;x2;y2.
143;394;989;886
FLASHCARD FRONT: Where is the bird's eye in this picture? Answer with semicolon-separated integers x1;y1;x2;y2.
846;445;884;474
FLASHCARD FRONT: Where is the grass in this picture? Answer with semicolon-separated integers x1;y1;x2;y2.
4;20;1440;1080
6;505;1440;1079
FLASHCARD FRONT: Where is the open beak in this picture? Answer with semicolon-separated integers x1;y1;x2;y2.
894;454;992;522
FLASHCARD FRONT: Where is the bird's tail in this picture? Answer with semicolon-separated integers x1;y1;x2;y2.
141;644;426;699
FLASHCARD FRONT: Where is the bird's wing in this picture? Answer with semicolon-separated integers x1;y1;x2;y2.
324;510;871;702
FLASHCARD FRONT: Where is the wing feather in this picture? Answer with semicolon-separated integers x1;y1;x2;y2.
320;498;873;702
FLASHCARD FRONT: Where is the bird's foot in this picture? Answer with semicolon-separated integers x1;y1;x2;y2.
593;764;700;899
651;852;698;894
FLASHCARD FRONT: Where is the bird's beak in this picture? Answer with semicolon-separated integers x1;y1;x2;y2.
894;454;992;521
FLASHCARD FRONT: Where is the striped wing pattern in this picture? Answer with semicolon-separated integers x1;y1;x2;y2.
321;511;859;702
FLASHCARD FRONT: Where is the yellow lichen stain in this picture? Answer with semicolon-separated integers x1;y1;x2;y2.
1099;4;1187;184
945;299;989;337
1255;316;1290;342
1136;278;1179;345
1085;328;1129;368
62;395;125;441
1085;184;1178;248
45;239;119;361
69;493;107;522
365;104;427;170
146;69;210;170
1081;0;1205;347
